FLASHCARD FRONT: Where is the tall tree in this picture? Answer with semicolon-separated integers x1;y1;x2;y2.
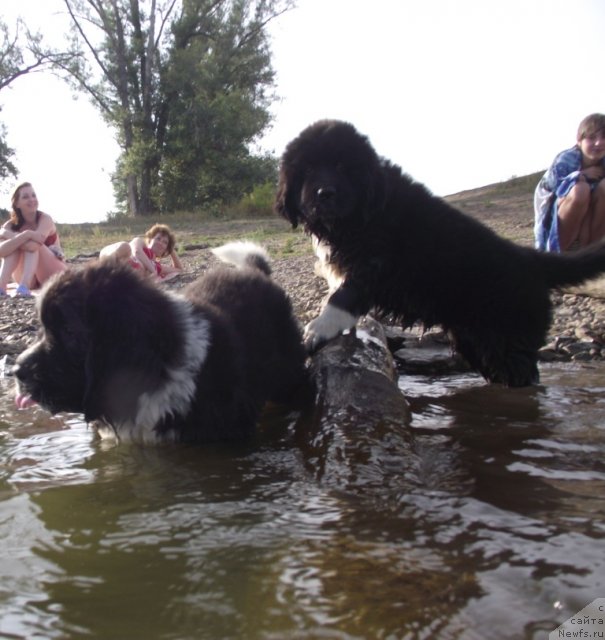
0;17;76;183
60;0;292;216
0;120;17;183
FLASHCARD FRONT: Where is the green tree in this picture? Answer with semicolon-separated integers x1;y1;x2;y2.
0;119;16;182
61;0;292;216
0;18;76;183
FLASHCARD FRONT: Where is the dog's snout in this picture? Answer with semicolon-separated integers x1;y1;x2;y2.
12;358;28;382
317;186;336;201
13;348;38;382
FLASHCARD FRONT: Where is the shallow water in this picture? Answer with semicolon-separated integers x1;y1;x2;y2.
0;362;604;639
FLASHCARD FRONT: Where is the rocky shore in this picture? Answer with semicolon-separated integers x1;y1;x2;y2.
3;247;605;376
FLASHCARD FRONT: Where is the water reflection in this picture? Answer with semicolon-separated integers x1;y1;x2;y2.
0;364;603;639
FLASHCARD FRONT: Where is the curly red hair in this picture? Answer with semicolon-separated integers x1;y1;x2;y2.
144;224;176;257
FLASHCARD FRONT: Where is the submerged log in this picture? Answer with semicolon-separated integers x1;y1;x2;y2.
307;316;410;421
297;316;415;490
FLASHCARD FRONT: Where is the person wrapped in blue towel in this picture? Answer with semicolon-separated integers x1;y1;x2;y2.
534;113;605;252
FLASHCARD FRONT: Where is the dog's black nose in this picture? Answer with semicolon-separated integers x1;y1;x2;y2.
316;186;336;201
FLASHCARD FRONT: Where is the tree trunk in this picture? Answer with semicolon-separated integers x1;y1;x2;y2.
126;174;139;216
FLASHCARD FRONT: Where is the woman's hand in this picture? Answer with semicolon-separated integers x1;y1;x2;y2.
23;229;45;244
19;230;44;252
582;166;605;181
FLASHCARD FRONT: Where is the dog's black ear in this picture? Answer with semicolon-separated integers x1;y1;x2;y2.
82;345;131;423
81;264;181;424
83;345;156;424
360;161;387;222
274;169;301;228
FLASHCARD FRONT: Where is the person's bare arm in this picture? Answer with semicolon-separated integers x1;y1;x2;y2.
130;237;158;275
169;249;183;270
155;249;183;280
34;212;56;241
0;223;41;257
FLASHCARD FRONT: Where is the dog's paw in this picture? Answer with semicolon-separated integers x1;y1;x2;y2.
304;320;330;353
304;305;358;353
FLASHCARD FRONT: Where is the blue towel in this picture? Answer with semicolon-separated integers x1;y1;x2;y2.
534;146;605;252
533;147;583;252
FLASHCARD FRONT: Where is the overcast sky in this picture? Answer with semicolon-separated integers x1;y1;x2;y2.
1;0;604;223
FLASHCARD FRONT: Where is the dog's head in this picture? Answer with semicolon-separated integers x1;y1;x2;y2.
274;120;385;237
14;261;186;429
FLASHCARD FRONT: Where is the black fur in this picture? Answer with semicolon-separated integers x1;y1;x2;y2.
276;119;605;387
14;247;307;442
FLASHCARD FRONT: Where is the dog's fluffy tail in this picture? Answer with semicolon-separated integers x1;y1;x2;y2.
538;242;605;289
212;241;272;276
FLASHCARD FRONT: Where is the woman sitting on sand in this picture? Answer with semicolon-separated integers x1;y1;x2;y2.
100;223;183;281
0;182;67;297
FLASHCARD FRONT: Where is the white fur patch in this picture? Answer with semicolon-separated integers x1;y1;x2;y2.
212;240;269;268
304;303;358;351
99;296;211;444
312;236;344;292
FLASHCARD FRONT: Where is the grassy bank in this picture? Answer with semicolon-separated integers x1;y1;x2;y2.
445;171;540;246
56;213;312;260
52;170;540;258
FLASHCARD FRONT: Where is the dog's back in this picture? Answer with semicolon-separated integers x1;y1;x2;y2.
187;242;308;405
211;240;272;276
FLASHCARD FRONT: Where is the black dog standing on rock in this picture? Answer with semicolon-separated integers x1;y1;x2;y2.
14;242;308;443
275;119;605;387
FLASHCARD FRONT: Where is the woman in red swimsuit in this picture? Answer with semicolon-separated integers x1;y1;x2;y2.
100;223;183;281
0;182;67;297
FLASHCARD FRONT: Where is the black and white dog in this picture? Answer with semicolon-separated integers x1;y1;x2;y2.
14;242;308;443
276;119;605;387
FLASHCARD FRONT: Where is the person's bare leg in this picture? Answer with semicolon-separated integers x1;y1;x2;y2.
34;246;67;286
588;181;605;245
578;209;593;247
0;252;21;291
100;241;132;261
557;181;591;250
20;249;40;288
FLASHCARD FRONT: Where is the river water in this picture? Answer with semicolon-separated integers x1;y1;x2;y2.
0;362;604;639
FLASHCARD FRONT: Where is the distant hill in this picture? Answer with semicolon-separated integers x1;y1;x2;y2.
444;171;543;246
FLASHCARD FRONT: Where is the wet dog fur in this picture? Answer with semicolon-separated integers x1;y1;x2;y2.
275;119;605;386
14;242;308;442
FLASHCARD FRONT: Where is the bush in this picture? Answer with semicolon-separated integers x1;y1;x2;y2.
233;182;276;218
